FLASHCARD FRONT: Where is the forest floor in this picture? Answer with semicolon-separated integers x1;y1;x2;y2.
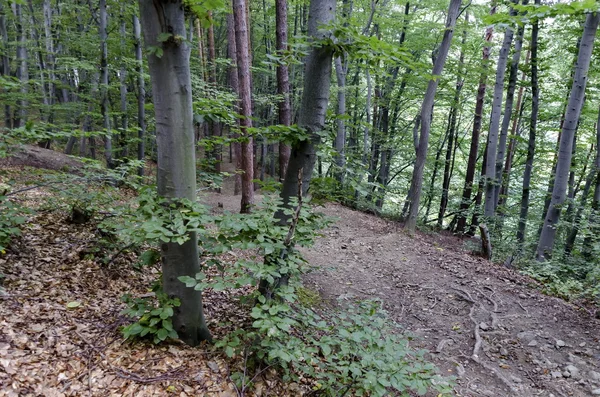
1;155;600;396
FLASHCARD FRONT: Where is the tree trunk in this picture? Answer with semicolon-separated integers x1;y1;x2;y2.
564;150;595;257
582;106;600;259
494;13;526;211
275;0;292;181
276;0;336;218
138;0;212;345
119;13;128;159
0;3;11;129
438;12;468;228
516;7;539;247
14;3;28;129
456;4;496;234
99;0;113;169
226;13;243;195
536;12;599;261
233;0;255;213
405;0;462;235
484;4;517;218
334;55;347;183
134;15;146;177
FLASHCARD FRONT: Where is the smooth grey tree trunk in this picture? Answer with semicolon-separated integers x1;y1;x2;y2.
536;12;599;261
405;0;462;234
277;0;336;216
133;15;145;177
138;0;211;345
119;13;128;158
493;15;526;211
483;5;516;218
226;13;242;195
334;56;347;183
99;0;112;168
583;106;600;259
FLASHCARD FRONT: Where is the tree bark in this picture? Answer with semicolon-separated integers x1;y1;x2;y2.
13;3;28;129
456;4;496;234
516;8;539;247
99;0;113;168
0;3;11;129
275;0;292;181
226;13;242;195
583;106;600;259
493;11;526;211
484;4;517;218
277;0;336;218
133;14;146;177
138;0;212;345
405;0;462;234
233;0;255;213
536;12;599;261
119;13;128;159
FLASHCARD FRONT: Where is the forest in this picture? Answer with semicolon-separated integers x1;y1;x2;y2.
1;0;600;396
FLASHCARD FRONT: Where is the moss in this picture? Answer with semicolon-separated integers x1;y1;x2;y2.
297;286;322;307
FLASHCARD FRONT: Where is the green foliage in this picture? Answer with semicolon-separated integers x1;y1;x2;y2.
177;196;451;396
121;282;180;344
0;190;27;254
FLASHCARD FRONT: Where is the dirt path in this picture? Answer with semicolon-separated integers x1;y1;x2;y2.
297;202;600;397
207;185;600;396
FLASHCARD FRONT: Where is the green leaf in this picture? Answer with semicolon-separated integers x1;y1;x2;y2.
66;301;81;309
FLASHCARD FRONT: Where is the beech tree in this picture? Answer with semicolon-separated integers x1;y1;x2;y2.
536;12;599;261
138;0;211;345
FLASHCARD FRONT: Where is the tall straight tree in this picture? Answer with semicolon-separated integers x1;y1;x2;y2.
275;0;292;181
456;4;496;234
13;3;28;128
138;0;211;345
516;13;538;247
483;2;517;218
277;0;336;213
405;0;462;234
226;13;242;195
536;12;599;261
233;0;255;213
133;14;146;177
99;0;113;168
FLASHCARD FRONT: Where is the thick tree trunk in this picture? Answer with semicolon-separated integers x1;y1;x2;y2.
233;0;255;213
536;12;599;261
456;4;496;234
138;0;211;345
484;4;517;218
99;0;113;169
277;0;336;218
275;0;292;180
582;107;600;259
133;15;146;177
405;0;462;234
516;9;539;247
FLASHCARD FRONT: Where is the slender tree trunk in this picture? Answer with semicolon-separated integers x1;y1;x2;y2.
138;0;212;346
226;13;243;195
13;3;28;129
99;0;113;168
536;12;599;261
134;15;146;177
484;3;517;218
119;13;128;159
405;0;462;235
334;55;347;183
494;13;526;211
275;0;292;181
456;4;496;234
0;3;11;129
438;12;468;227
233;0;255;213
516;7;539;247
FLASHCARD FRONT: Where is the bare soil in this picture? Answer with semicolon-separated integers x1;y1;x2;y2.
210;188;600;397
